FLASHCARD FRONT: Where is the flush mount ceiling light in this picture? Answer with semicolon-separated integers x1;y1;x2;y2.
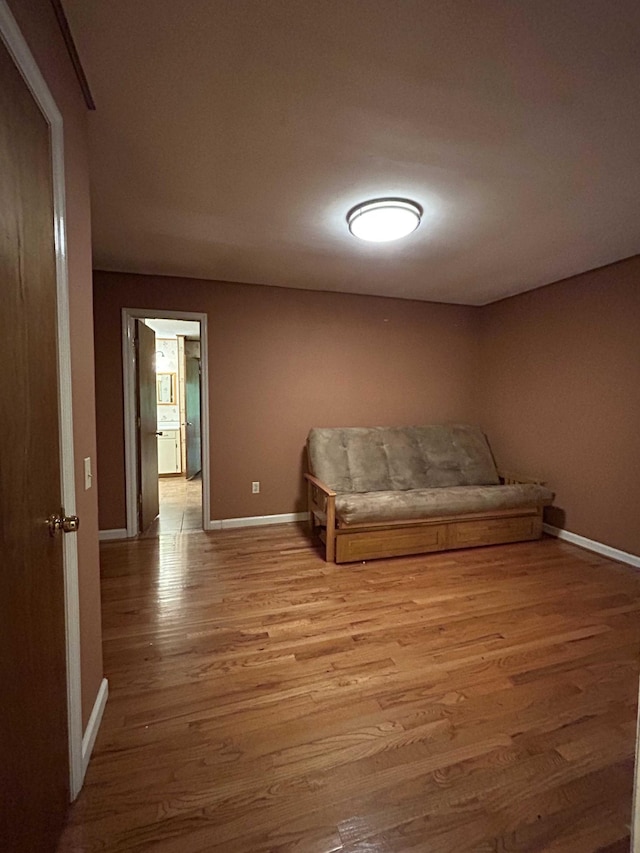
347;197;422;242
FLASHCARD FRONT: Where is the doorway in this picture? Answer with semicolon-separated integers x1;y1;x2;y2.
146;317;202;534
122;309;210;537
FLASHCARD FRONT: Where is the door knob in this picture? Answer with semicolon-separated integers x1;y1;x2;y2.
48;513;80;536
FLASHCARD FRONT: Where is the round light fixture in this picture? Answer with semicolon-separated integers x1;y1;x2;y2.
347;197;422;242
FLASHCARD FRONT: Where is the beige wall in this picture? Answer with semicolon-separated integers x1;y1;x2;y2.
93;272;480;528
9;0;103;727
478;256;640;557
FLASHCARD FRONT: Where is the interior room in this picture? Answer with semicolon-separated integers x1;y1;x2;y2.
3;1;640;852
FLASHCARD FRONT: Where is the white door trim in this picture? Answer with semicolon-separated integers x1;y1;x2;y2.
0;2;84;799
634;678;640;853
122;308;211;536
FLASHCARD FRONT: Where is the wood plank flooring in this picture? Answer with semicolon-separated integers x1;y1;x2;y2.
57;527;640;852
142;476;202;536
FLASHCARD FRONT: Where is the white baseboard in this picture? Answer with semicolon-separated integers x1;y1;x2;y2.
81;677;108;782
543;523;640;569
207;511;310;531
99;528;128;541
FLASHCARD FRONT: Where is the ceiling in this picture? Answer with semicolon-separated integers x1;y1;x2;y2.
63;0;640;305
143;318;200;339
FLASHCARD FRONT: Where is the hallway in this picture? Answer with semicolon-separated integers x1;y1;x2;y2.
143;476;202;536
58;529;640;852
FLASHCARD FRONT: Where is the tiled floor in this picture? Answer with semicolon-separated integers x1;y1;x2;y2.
144;476;202;535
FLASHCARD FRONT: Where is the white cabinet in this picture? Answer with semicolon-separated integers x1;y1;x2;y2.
157;430;181;475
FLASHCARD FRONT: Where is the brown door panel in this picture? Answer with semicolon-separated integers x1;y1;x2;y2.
0;39;69;851
136;321;159;532
185;355;202;480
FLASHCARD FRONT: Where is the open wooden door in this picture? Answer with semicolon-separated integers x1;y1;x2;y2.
185;355;202;480
0;37;71;852
136;321;159;532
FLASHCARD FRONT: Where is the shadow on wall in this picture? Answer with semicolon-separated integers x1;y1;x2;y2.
544;506;566;530
295;444;310;516
297;441;327;560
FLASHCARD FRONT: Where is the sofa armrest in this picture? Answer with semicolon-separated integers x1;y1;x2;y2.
304;473;337;497
497;468;546;486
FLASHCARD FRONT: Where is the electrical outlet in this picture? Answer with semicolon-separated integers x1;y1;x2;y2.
84;457;93;490
252;481;260;494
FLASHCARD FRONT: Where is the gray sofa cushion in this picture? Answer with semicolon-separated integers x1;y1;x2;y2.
308;425;500;493
335;484;554;525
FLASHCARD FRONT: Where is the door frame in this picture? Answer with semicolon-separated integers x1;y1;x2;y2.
122;308;211;536
0;2;84;799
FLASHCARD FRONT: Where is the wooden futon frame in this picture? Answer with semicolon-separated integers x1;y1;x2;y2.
305;470;550;564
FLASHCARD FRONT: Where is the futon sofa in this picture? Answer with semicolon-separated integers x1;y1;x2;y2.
305;424;554;563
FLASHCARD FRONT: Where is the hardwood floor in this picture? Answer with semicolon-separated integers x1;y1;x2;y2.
142;475;202;536
58;527;640;852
